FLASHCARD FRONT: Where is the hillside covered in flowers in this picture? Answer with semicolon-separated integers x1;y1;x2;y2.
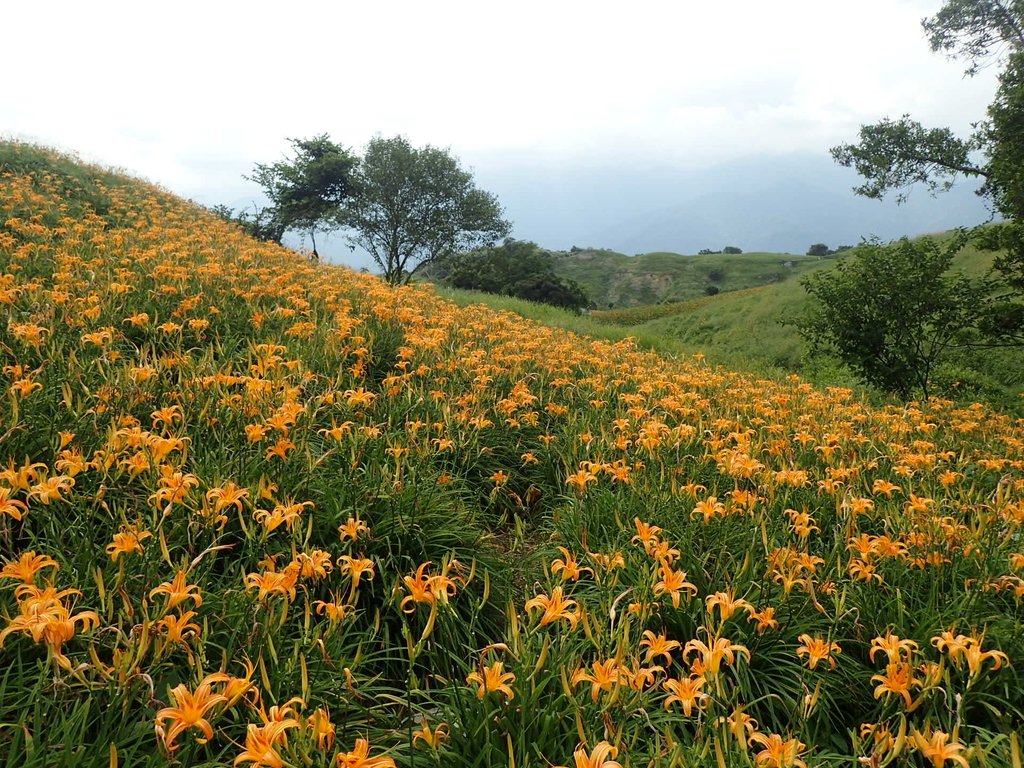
1;143;1023;767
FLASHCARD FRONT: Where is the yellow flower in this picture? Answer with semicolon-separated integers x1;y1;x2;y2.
314;593;354;623
206;482;249;514
869;633;919;665
683;632;750;677
0;550;59;584
631;518;663;548
335;738;395;767
307;707;336;751
0;487;29;521
0;584;100;669
571;658;622;702
150;569;203;610
233;721;294;767
106;527;152;561
749;606;779;633
652;563;697;608
717;708;759;746
705;590;754;623
524;586;580;629
158;610;201;646
338;516;370;542
551;547;594;581
254;499;313;532
28;474;75;505
293;549;333;580
871;661;919;708
246;567;299;602
932;630;1009;675
154;674;228;753
748;732;808;768
554;741;623;768
566;468;597;493
662;675;708;715
338;556;376;592
639;630;681;666
412;720;449;749
795;633;841;670
466;660;516;701
909;727;970;768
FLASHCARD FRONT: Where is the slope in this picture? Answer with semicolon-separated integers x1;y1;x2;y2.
550;247;826;308
1;142;1023;768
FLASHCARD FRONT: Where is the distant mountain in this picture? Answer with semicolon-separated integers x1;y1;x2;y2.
487;152;995;256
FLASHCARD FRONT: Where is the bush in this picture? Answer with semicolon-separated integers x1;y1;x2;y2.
443;240;591;311
799;233;994;399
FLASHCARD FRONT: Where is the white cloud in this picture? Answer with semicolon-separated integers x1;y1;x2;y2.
2;0;1001;203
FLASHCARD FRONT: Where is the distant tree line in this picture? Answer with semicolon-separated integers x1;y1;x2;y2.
806;243;853;257
697;246;743;255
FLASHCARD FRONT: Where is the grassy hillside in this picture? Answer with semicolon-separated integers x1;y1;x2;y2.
2;143;1024;768
551;248;827;308
577;241;1024;411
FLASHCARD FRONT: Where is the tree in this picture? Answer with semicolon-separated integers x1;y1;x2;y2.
831;115;989;203
807;243;831;257
830;2;1022;243
798;234;993;399
921;0;1024;76
247;135;357;258
723;246;743;254
345;136;511;285
831;0;1024;338
440;240;590;311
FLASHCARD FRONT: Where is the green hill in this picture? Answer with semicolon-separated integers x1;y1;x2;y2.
3;142;1024;767
445;239;1024;411
551;248;827;308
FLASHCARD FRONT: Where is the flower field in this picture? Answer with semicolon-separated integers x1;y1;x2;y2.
1;143;1023;767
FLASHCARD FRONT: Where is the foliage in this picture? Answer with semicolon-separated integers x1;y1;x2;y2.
922;0;1024;75
722;245;743;254
806;243;831;257
439;240;590;311
984;52;1024;250
345;136;510;285
799;234;994;398
2;143;1024;767
246;134;357;256
831;1;1024;291
830;115;988;203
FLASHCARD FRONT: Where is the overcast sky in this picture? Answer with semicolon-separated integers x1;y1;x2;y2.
3;0;1002;262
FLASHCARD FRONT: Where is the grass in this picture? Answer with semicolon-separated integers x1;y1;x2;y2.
1;142;1024;768
551;248;828;309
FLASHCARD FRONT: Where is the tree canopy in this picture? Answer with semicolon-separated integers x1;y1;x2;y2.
830;0;1024;341
246;135;357;258
922;0;1024;75
831;1;1023;210
799;235;993;399
345;136;510;285
439;240;590;311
